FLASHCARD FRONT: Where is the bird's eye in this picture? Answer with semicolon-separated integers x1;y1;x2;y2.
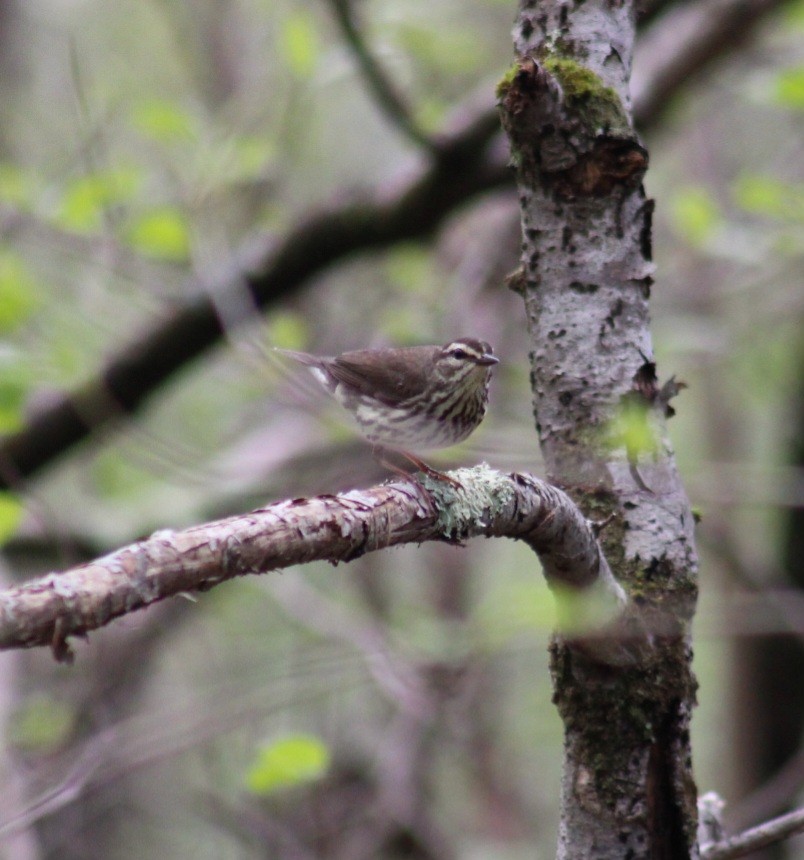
451;348;467;359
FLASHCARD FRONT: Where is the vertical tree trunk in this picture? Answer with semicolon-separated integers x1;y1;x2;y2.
498;2;700;857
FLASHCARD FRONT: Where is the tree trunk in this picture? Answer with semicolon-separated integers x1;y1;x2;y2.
498;2;700;856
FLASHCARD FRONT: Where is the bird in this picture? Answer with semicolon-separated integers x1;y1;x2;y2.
275;338;499;479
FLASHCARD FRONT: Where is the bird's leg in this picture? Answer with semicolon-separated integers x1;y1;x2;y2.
374;447;463;489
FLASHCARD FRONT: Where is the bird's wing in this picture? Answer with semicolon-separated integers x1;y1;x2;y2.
328;347;431;405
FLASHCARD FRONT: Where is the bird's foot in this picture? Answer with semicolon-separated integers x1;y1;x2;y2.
374;448;463;490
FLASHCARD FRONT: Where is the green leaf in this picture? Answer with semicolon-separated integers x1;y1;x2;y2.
268;311;308;350
414;97;448;134
0;357;31;432
732;174;804;221
230;135;275;179
0;492;23;545
395;24;488;75
608;400;659;457
123;207;190;261
783;0;804;26
0;345;32;432
9;694;75;753
774;66;804;110
0;163;36;207
131;98;198;143
670;186;720;246
280;11;319;78
91;450;150;498
0;251;40;331
551;583;620;635
384;243;431;293
378;306;422;344
56;168;141;233
476;580;555;647
245;734;330;795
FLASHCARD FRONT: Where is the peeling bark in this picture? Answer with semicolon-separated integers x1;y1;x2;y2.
0;467;640;667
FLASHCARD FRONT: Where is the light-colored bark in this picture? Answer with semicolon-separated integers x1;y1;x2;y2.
0;467;642;666
499;1;700;857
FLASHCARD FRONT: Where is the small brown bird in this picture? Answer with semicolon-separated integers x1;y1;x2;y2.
276;338;499;475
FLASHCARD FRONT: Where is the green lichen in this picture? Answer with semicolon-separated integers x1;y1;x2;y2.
543;56;629;134
495;62;520;100
421;463;514;540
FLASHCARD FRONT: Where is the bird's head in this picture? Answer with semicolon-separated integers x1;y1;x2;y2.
434;338;499;388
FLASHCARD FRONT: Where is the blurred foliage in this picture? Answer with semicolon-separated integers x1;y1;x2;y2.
123;206;190;261
732;173;804;222
0;364;28;433
607;400;660;458
266;310;310;350
0;250;40;331
131;98;200;144
0;491;23;544
280;9;320;79
774;64;804;109
669;186;721;248
384;242;433;295
7;693;75;754
0;162;37;207
245;733;331;794
56;168;141;233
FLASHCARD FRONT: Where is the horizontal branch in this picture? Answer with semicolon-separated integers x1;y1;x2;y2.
0;467;643;665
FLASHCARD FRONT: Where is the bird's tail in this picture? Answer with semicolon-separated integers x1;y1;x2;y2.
273;347;322;367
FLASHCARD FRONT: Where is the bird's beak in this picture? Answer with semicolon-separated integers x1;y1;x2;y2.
476;355;499;366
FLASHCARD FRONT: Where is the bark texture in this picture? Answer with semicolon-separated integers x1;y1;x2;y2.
0;467;635;664
498;2;700;857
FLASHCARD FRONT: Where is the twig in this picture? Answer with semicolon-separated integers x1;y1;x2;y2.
264;575;434;718
728;743;804;834
632;0;788;129
702;806;804;860
327;0;437;152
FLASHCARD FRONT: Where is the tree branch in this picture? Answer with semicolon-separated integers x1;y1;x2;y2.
632;0;789;129
327;0;437;152
0;466;646;666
